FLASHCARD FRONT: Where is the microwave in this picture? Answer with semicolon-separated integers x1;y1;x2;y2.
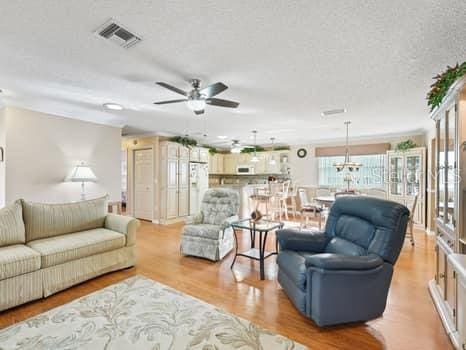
236;165;255;175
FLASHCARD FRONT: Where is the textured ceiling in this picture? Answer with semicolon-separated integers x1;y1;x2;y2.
0;1;465;147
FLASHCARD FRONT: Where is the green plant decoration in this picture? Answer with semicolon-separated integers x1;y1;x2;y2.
241;146;266;153
395;139;417;152
427;62;466;111
274;146;290;151
203;145;218;155
169;136;197;149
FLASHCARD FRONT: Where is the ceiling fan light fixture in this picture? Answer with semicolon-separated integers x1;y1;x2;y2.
231;147;241;154
187;98;206;112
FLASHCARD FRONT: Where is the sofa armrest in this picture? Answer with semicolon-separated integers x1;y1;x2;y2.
185;212;203;225
276;229;328;253
105;214;140;246
305;253;383;270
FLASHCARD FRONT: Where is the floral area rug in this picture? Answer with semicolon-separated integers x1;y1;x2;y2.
0;275;307;349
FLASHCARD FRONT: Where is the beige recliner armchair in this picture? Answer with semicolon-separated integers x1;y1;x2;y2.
181;188;240;261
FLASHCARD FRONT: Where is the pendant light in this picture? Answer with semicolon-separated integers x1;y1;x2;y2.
250;130;259;162
334;121;362;172
269;137;277;165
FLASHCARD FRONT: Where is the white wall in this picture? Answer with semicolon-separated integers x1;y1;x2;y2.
289;133;427;187
3;107;121;204
0;108;6;207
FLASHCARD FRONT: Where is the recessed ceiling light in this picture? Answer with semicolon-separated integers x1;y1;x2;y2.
217;135;228;139
321;108;347;117
103;103;124;111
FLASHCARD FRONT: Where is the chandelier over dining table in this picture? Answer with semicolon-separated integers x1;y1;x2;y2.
334;121;363;172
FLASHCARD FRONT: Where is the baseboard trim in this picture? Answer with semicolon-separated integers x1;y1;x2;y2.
151;219;160;224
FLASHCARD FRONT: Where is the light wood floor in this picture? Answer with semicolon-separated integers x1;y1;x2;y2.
0;220;452;349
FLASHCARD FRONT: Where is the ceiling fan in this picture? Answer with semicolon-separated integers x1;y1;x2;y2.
154;79;240;115
230;139;254;153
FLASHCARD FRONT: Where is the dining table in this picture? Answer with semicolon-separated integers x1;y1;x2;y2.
314;196;336;207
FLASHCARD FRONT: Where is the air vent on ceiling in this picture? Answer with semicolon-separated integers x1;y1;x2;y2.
321;108;347;117
95;19;141;49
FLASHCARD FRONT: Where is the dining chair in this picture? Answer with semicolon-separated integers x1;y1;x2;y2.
286;184;298;217
298;189;324;229
269;180;290;220
249;186;271;218
406;194;418;246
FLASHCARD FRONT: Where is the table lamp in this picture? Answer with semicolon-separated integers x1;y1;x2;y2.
67;162;97;200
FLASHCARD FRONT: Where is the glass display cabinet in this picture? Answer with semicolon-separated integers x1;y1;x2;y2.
429;75;466;350
387;147;426;227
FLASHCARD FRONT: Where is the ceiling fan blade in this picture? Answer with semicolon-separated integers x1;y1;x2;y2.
156;82;188;96
153;99;188;105
194;109;205;115
200;82;228;98
206;98;239;108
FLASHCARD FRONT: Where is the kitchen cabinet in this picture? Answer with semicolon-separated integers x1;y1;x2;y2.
160;141;190;224
429;75;466;349
209;150;290;175
209;154;224;174
223;154;237;174
252;152;267;174
199;148;209;163
189;147;209;163
386;147;426;228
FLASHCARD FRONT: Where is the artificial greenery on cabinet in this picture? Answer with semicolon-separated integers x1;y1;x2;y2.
427;62;466;111
169;136;197;149
395;139;417;152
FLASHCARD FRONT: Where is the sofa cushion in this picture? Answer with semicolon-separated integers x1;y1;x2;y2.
325;237;366;256
27;228;125;268
277;250;315;291
183;224;223;240
0;244;41;280
22;196;108;242
0;200;26;246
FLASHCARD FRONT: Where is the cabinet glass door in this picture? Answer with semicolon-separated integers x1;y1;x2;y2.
405;155;421;196
446;105;457;227
389;156;403;196
438;117;446;221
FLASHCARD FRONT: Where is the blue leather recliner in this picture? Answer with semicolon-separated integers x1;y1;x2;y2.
276;196;409;326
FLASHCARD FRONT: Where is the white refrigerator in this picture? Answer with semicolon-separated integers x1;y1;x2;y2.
189;162;209;215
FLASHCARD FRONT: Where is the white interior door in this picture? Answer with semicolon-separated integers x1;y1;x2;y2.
134;149;153;221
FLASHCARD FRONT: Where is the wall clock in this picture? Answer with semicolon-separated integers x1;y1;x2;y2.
297;148;307;158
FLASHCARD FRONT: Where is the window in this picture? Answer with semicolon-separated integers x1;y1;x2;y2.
318;154;385;189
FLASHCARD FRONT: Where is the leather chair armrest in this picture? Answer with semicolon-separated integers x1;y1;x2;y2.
185;212;203;225
105;214;140;246
305;253;383;270
276;229;328;252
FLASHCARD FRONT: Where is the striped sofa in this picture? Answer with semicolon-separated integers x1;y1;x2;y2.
0;196;139;312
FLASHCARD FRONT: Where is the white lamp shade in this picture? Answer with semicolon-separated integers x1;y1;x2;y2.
67;163;97;182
